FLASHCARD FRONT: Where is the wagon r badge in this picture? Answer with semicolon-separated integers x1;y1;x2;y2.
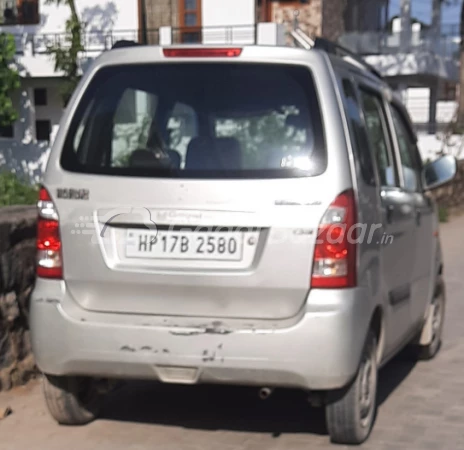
57;188;90;200
275;200;322;206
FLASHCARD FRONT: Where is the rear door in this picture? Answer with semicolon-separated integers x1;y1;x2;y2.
50;61;332;320
358;87;415;351
388;102;436;326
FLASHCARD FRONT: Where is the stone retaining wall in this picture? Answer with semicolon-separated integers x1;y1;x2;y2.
0;206;37;391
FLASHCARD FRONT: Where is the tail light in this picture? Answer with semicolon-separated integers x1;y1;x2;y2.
37;187;62;279
311;189;357;288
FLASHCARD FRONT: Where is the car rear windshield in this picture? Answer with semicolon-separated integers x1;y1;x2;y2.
61;63;326;179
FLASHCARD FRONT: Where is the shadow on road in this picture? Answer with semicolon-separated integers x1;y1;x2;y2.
103;383;327;436
377;352;417;406
101;354;417;437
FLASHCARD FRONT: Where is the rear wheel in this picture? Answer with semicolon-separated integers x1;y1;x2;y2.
42;374;102;425
325;330;378;445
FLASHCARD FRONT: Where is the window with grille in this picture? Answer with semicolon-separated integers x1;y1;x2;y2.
36;120;51;142
0;0;39;25
179;0;201;43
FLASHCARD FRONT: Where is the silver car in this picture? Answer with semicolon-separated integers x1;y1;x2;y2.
30;41;457;445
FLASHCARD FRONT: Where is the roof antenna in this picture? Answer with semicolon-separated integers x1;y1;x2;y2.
293;9;299;31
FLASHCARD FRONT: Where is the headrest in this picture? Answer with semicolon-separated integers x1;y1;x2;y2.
215;137;242;170
185;137;217;170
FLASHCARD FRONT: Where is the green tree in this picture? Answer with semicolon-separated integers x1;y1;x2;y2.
46;0;84;106
216;109;306;169
0;33;20;134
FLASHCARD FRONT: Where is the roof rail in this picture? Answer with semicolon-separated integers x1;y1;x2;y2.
112;40;140;50
312;37;383;80
290;29;312;49
290;29;383;80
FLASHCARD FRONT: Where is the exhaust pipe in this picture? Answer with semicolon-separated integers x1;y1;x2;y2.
259;387;273;400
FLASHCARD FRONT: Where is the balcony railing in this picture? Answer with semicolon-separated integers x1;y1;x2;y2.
441;23;460;37
10;23;462;58
11;25;261;55
339;30;461;59
12;29;160;55
170;25;257;45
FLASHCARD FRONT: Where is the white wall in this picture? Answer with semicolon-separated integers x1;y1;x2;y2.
417;133;464;161
8;79;63;142
0;78;63;183
365;53;459;83
28;79;63;141
404;88;430;124
1;0;139;180
0;140;50;184
202;0;255;44
2;0;139;77
1;0;138;34
437;101;457;124
202;0;254;27
404;87;457;126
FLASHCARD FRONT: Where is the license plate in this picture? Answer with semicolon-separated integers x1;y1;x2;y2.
125;229;244;261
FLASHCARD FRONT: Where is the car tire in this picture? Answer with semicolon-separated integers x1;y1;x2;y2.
325;330;378;445
414;276;445;361
42;374;102;425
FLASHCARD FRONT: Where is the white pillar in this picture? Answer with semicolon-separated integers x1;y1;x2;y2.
159;26;172;46
398;83;408;105
429;85;438;135
431;0;442;54
400;0;411;52
257;23;286;46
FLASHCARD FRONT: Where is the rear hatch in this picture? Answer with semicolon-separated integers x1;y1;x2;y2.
47;49;331;320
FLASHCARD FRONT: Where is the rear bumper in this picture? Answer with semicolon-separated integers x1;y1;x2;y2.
30;279;373;391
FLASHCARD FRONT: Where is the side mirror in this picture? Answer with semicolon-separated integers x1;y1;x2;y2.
423;155;457;191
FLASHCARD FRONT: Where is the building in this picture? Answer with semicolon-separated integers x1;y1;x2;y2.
0;0;347;172
256;0;345;42
0;0;140;180
2;0;458;181
339;0;460;156
1;0;140;143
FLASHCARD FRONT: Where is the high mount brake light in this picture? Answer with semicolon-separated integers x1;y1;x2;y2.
163;48;242;58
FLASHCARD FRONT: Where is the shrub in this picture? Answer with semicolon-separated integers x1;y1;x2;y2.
0;172;39;207
438;205;449;223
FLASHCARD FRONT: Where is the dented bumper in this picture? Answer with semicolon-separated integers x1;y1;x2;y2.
30;279;372;391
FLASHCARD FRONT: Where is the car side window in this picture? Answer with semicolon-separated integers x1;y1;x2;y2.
341;79;376;186
359;89;398;188
390;104;422;192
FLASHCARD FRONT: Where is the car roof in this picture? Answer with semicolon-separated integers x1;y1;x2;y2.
92;44;324;67
81;43;402;122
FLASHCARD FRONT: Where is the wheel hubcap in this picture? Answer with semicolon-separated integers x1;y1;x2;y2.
431;293;444;348
359;350;376;428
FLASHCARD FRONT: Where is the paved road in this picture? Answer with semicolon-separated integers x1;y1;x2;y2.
2;215;464;450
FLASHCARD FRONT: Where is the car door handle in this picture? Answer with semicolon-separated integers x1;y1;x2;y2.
415;208;422;226
385;205;394;224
